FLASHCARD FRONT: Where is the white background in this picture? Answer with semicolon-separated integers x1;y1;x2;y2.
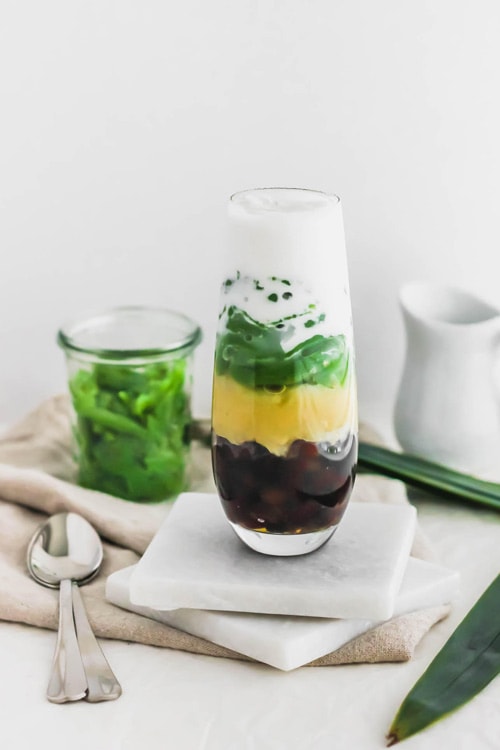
1;0;500;425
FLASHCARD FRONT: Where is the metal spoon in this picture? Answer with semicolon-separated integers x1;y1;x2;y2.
27;512;122;703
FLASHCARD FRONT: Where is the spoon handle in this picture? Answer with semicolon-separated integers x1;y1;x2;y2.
47;579;88;703
71;583;122;702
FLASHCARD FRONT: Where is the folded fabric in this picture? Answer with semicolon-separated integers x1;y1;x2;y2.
0;396;449;666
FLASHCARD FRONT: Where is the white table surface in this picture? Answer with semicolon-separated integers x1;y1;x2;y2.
1;420;500;750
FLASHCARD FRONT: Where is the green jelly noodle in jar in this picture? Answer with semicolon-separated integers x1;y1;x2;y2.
58;307;202;503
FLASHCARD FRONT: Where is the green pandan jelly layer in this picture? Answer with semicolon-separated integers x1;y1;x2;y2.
215;306;350;389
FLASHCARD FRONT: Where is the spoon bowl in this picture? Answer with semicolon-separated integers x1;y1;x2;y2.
27;512;121;703
28;512;103;588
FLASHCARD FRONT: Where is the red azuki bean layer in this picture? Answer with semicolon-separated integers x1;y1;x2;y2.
212;435;357;535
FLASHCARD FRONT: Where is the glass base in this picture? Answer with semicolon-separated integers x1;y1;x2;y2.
230;523;338;557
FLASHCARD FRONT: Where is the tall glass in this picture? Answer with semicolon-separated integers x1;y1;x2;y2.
211;188;358;556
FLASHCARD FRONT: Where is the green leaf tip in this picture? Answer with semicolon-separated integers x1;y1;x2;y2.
386;575;500;744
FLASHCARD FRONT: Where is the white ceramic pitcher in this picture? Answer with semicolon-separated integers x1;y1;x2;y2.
394;281;500;474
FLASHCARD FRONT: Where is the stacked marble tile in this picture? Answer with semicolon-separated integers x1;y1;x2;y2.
106;493;459;671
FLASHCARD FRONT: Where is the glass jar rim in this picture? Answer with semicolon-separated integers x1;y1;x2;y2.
57;305;202;362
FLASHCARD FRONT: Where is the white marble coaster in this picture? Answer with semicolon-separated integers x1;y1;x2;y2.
106;559;460;671
129;493;417;620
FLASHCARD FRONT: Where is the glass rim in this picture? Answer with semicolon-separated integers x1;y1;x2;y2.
57;305;202;362
229;186;341;205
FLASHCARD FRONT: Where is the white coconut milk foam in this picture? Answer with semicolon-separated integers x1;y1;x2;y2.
226;188;353;340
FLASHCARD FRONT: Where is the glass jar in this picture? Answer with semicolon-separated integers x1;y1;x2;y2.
58;306;201;503
211;188;358;555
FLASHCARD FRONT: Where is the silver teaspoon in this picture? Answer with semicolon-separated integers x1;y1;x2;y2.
27;512;122;703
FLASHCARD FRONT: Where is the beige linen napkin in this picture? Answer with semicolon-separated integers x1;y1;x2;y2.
0;396;449;666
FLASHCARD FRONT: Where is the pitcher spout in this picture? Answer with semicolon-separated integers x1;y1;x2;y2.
399;281;500;334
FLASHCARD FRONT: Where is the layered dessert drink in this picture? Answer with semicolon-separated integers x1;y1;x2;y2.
211;188;357;555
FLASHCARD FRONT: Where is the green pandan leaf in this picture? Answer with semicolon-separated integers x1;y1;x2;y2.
358;443;500;512
387;575;500;745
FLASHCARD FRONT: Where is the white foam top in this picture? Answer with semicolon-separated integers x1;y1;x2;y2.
226;188;351;330
230;188;338;215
